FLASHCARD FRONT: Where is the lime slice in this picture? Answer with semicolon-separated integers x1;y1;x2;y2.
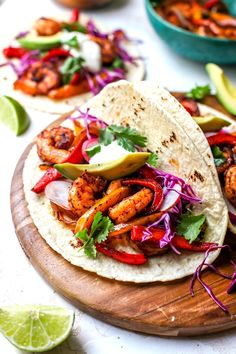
0;305;74;352
0;95;30;136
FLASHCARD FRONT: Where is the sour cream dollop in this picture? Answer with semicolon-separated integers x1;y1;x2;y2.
89;141;130;164
61;32;102;73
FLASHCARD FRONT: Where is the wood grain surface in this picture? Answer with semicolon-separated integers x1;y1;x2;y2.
10;95;236;337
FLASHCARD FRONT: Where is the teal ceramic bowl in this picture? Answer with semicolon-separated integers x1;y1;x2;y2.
145;0;236;64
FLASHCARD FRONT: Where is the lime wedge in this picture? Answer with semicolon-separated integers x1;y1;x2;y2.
0;305;74;352
0;95;30;136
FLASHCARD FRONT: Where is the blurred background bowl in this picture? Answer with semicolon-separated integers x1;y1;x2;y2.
55;0;113;9
145;0;236;64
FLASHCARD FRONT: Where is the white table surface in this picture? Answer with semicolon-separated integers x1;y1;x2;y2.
0;0;236;353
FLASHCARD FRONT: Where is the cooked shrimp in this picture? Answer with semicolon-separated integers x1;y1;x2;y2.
36;126;75;164
34;17;61;36
225;165;236;208
89;35;116;64
109;188;153;224
68;173;107;217
14;62;61;96
106;180;122;194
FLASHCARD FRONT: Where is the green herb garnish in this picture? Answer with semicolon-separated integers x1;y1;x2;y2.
211;146;226;167
60;57;84;85
112;57;124;69
99;124;147;152
63;35;80;49
147;152;158;167
61;22;87;34
74;212;114;258
176;213;206;243
186;84;211;101
86;144;101;158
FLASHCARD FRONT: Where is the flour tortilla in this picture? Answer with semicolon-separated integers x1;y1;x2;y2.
23;81;228;283
0;15;145;114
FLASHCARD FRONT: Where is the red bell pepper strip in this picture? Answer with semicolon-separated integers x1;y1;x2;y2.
70;8;80;22
96;243;147;265
204;0;219;10
179;97;200;117
131;226;217;252
3;46;28;59
139;165;157;180
31;167;61;194
70;72;81;85
42;48;71;62
207;133;236;147
122;178;163;212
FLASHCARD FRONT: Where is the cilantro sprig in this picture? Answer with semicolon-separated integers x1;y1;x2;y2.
60;57;85;85
211;146;226;167
186;84;211;101
176;213;206;243
86;144;101;158
99;124;147;152
74;212;114;258
147;152;158;167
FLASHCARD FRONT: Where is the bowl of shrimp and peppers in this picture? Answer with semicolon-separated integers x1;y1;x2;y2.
146;0;236;64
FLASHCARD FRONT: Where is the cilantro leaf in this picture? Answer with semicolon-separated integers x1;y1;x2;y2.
63;35;80;49
61;22;87;34
177;213;206;243
74;229;89;243
186;84;211;101
60;57;84;85
75;212;114;259
90;211;103;237
84;238;97;258
99;124;147;152
112;57;124;69
147;153;158;167
99;128;114;146
109;125;147;148
86;144;101;158
211;146;226;167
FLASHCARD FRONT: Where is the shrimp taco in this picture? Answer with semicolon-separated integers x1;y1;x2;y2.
0;10;144;113
23;80;228;283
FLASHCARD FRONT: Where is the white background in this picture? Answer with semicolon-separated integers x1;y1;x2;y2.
0;0;236;353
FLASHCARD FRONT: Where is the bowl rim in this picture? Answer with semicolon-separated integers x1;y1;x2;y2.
145;0;236;44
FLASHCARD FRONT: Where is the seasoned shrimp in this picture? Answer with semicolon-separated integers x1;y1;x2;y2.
109;188;153;224
14;62;61;96
106;179;122;194
34;17;61;36
36;126;75;164
89;35;116;64
68;173;107;217
225;165;236;208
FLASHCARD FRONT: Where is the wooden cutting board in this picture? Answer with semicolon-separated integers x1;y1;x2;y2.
10;95;236;337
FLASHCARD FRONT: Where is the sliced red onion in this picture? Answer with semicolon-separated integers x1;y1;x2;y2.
160;184;181;211
45;180;72;210
224;197;236;225
82;137;99;162
15;31;29;39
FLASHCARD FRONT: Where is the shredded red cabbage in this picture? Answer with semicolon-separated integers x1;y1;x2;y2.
69;107;108;139
190;245;236;313
0;50;40;78
86;19;140;66
85;68;125;95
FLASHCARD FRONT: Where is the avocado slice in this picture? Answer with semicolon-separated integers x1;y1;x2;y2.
193;115;230;132
206;63;236;115
55;152;151;180
18;32;62;50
